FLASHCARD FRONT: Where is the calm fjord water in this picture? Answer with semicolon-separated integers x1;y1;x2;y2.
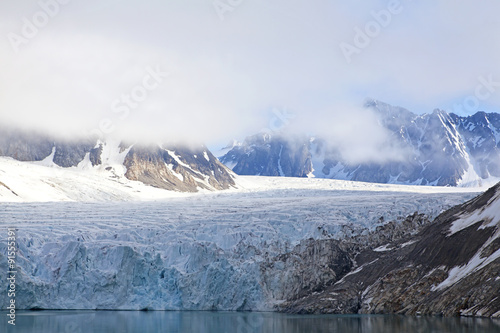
1;311;499;333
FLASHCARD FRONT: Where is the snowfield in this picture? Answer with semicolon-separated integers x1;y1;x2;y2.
0;156;481;202
0;157;482;310
0;156;188;202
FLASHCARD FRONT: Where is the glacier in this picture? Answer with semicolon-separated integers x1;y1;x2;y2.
0;177;479;311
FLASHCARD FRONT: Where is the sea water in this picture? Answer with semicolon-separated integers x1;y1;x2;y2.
1;311;499;333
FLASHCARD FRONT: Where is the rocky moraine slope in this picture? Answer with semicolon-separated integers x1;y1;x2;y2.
280;182;500;317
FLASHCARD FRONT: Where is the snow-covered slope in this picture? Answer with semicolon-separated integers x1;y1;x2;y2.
0;156;188;202
0;169;478;311
0;155;478;203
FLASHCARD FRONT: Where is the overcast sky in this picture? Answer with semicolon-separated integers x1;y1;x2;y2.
1;0;500;151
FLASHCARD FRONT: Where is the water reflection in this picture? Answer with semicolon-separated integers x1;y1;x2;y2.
1;311;499;333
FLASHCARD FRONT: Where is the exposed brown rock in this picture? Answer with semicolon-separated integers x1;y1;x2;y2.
123;144;235;192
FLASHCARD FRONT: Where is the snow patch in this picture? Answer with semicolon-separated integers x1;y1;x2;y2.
434;228;500;291
165;150;190;168
277;145;285;177
166;163;184;182
400;240;417;248
449;193;500;235
31;147;56;167
373;244;393;252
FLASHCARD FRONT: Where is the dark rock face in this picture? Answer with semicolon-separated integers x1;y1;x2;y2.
279;183;500;318
261;239;352;302
89;143;103;167
220;134;313;177
451;111;500;178
0;127;96;167
220;100;500;186
53;141;96;167
0;127;235;192
0;128;55;163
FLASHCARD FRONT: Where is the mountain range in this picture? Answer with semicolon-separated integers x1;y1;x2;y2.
220;100;500;187
3;99;500;192
0;127;235;193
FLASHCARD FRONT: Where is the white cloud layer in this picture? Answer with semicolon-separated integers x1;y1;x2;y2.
1;0;500;161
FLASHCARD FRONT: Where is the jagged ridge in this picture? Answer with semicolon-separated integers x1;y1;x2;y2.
220;100;500;187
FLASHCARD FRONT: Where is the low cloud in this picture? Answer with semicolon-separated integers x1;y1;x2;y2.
283;102;411;164
0;0;499;159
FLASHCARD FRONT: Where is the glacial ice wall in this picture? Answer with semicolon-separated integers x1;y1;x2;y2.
0;189;477;310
